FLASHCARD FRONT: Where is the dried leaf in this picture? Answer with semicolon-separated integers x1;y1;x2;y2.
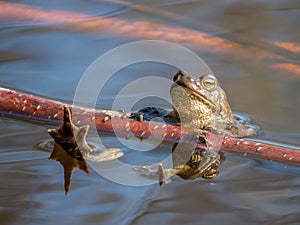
48;105;91;195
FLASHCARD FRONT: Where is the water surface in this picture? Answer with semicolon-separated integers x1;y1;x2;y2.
1;1;300;225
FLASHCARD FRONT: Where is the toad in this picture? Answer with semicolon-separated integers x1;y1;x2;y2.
169;70;256;137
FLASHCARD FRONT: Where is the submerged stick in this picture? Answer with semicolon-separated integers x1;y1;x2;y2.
0;86;300;165
1;2;300;76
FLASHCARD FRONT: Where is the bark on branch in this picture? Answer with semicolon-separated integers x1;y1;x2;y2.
1;87;300;165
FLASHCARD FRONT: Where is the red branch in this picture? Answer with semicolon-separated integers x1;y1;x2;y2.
1;87;300;165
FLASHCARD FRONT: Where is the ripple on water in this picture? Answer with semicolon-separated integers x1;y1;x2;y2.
0;148;48;164
0;118;50;163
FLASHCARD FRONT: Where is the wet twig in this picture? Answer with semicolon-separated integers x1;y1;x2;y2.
1;86;300;165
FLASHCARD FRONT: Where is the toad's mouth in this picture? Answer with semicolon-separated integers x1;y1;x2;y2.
171;82;214;108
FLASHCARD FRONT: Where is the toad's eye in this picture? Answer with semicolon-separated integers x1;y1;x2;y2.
201;75;217;90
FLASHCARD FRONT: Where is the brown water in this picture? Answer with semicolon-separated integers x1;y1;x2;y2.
1;1;300;225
